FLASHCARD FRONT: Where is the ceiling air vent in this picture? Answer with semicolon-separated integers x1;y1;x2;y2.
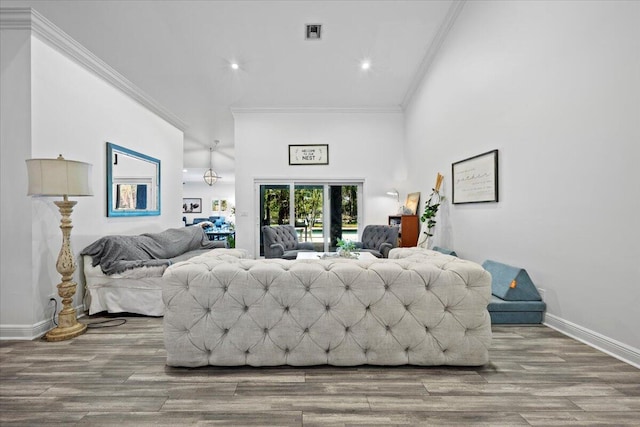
306;24;322;40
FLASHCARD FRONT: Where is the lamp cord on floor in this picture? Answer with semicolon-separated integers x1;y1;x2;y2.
49;298;58;327
48;298;127;329
85;318;127;328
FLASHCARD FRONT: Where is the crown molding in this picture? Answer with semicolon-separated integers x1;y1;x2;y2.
231;106;403;116
0;7;31;29
0;7;187;131
401;0;466;110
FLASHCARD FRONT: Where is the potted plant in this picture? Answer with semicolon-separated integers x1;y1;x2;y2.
336;238;359;259
419;173;444;246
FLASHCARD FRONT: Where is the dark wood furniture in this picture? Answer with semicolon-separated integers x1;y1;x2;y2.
388;215;420;247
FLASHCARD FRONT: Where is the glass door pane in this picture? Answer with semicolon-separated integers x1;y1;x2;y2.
328;185;358;250
259;184;290;256
257;181;363;256
294;185;324;251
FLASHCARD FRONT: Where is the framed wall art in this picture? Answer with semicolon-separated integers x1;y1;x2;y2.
452;150;499;204
404;192;421;215
289;144;329;165
183;198;202;213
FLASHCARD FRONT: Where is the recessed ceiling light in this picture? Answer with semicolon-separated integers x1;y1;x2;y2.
183;169;188;172
361;60;371;71
230;62;239;70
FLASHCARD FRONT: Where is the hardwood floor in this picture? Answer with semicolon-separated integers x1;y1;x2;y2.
1;315;639;426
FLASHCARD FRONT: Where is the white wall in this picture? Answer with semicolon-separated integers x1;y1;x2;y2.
233;110;405;257
0;28;34;328
405;1;640;357
1;29;184;338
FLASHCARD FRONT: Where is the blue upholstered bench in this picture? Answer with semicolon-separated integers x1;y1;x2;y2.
487;296;546;324
432;246;458;257
482;260;546;324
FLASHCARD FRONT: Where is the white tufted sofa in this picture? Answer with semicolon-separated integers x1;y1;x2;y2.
162;248;492;367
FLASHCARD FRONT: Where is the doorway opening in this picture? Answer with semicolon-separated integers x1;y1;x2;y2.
257;181;363;256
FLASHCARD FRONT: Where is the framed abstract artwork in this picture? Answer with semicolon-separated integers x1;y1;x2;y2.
183;198;202;213
404;192;421;215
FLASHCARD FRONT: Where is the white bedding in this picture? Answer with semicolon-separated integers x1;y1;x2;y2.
83;248;251;316
83;257;167;316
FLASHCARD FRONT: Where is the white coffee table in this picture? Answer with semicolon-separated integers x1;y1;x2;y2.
296;251;378;261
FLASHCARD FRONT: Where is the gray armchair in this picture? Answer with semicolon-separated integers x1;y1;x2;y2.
262;225;315;259
354;225;399;258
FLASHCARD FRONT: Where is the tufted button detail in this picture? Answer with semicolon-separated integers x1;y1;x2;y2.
165;246;493;367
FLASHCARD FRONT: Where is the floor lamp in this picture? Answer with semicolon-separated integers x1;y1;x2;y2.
26;155;93;341
386;189;400;213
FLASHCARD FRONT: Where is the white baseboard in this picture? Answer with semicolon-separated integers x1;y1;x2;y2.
0;305;86;340
544;313;640;369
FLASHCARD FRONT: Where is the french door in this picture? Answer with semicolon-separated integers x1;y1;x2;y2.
257;181;363;256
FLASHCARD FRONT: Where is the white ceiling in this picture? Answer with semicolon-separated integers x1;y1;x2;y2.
4;0;456;182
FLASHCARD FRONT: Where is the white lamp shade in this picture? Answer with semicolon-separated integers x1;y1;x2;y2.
26;157;93;196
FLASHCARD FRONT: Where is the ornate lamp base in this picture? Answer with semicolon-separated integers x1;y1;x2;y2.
45;317;87;341
44;198;87;342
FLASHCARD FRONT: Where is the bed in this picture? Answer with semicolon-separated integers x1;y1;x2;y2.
81;227;234;316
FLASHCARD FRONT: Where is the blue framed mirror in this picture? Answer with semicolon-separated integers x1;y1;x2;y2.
107;143;160;217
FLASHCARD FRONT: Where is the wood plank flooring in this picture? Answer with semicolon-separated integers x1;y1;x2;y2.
1;315;639;426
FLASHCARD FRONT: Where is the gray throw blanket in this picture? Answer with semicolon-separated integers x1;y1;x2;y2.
81;227;221;275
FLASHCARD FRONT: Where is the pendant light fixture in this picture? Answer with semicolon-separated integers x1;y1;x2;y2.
203;140;221;186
